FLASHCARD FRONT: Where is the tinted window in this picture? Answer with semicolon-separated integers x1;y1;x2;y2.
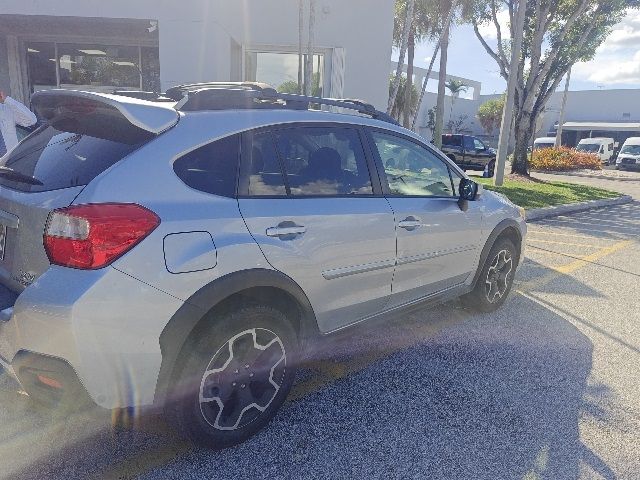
0;124;145;193
246;132;287;196
463;136;475;150
273;127;373;196
372;131;454;197
442;135;462;147
173;135;240;197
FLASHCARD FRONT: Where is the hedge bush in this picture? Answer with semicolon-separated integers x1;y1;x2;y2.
530;146;602;171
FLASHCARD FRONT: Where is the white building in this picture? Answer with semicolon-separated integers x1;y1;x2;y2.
409;64;640;148
0;0;394;109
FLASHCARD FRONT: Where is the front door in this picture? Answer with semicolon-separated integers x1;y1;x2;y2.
238;125;396;333
367;129;483;308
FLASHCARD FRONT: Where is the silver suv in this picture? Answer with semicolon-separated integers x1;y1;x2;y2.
0;83;526;448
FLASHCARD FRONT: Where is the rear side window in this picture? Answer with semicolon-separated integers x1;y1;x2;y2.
173;134;240;197
272;126;373;196
0;125;146;193
463;136;475;150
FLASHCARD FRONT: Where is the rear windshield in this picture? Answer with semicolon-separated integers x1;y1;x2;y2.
442;135;462;147
0;110;152;193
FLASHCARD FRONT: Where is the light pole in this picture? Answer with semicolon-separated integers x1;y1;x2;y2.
493;0;527;186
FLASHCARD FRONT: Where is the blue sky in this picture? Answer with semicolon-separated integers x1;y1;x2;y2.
393;9;640;97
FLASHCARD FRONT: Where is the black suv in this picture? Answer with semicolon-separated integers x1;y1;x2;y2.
440;134;496;177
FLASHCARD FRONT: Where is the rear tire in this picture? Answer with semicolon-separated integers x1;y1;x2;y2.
166;305;298;449
461;238;517;313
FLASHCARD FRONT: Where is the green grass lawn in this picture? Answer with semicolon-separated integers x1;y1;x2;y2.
476;178;621;209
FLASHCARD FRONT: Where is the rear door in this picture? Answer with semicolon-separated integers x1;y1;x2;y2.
238;124;396;333
0;96;161;293
367;128;483;308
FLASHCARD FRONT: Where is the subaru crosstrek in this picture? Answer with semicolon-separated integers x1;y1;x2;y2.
0;83;526;448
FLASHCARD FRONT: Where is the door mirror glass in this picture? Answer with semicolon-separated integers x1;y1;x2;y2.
458;178;479;201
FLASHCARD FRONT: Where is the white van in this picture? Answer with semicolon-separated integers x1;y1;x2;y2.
616;137;640;171
575;137;615;164
533;137;556;150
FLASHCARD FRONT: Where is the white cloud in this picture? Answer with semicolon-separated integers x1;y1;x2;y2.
476;9;510;40
573;49;640;85
573;10;640;85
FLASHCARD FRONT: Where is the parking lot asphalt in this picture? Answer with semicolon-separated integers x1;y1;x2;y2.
1;202;639;480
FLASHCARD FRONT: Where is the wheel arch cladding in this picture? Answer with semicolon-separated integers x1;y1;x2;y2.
153;268;318;408
471;219;523;289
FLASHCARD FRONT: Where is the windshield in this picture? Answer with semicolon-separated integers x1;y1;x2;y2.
0;123;147;193
620;145;640;155
576;143;600;153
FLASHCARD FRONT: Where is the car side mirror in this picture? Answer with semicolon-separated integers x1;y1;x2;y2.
458;178;479;211
459;178;479;200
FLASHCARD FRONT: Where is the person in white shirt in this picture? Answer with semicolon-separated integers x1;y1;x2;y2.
0;90;37;157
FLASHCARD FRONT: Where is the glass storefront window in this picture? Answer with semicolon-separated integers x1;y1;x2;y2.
24;42;160;93
57;44;140;88
26;42;57;91
244;51;324;96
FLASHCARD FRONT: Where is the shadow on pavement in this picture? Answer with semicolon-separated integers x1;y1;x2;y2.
0;274;617;479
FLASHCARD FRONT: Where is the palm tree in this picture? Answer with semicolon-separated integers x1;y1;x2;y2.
388;0;415;115
411;0;458;132
445;78;468;130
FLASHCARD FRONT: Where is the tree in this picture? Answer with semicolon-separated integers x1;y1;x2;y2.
389;74;419;121
445;78;468;125
392;0;438;127
446;114;470;133
472;0;640;174
425;106;437;138
477;96;505;135
388;0;416;115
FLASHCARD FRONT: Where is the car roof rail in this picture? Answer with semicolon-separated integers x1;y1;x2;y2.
164;82;399;125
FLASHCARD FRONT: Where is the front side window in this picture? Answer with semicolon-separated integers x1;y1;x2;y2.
173;135;240;197
372;131;455;197
473;138;486;150
272;127;373;196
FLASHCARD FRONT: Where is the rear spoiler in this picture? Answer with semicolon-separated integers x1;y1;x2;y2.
31;90;179;135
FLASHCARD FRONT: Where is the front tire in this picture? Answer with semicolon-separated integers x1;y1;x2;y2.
166;305;298;449
462;238;517;313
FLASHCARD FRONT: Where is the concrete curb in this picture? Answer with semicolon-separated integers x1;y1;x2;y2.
533;170;640;182
525;195;634;221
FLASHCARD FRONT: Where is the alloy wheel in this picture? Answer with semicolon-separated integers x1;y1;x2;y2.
485;249;513;303
199;328;286;431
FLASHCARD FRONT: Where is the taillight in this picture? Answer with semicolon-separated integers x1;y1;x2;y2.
43;203;160;270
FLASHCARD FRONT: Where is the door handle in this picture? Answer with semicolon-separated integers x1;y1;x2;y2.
398;217;422;231
266;222;307;238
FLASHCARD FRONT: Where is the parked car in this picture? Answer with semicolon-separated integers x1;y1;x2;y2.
0;84;526;449
440;134;496;177
616;137;640;171
533;137;556;150
575;137;615;165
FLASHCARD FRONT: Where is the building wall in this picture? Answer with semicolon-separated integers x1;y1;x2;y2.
0;36;9;96
1;0;395;109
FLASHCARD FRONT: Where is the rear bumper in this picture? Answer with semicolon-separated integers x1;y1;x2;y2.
0;266;184;409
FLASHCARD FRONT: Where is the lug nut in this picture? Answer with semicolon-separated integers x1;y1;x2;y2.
232;382;237;387
249;373;254;378
241;384;246;389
